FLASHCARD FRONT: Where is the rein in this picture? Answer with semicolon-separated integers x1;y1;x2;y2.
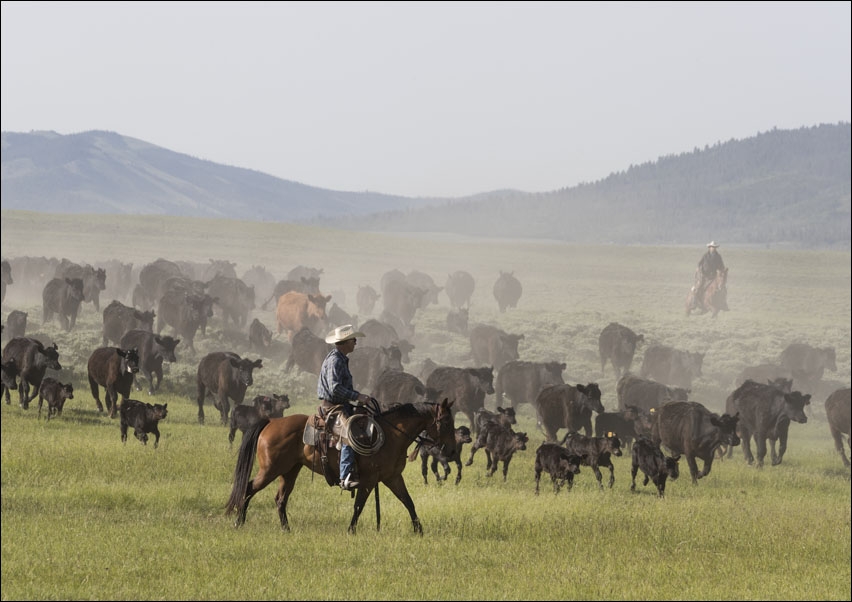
368;399;443;448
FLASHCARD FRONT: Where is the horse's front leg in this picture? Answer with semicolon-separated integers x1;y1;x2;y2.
347;486;372;535
380;475;423;535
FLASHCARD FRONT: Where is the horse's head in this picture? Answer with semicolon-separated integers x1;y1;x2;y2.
428;398;457;459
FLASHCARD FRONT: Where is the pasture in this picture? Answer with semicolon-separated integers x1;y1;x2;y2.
1;210;850;600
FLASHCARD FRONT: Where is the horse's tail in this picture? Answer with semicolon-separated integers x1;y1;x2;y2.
225;417;270;514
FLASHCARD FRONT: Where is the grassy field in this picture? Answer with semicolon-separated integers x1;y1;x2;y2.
1;210;850;600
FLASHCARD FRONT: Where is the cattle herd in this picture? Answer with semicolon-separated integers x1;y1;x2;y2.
0;255;850;500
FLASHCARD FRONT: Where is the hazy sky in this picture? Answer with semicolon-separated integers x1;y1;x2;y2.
2;1;850;198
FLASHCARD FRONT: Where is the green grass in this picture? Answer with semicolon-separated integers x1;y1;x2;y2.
1;210;850;600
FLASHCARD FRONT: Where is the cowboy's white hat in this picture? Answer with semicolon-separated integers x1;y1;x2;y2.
325;324;365;344
707;241;719;247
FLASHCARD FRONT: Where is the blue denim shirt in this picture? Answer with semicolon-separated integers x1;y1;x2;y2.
318;348;359;405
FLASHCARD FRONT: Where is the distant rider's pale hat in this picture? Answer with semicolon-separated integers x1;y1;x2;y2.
707;241;719;248
325;324;365;344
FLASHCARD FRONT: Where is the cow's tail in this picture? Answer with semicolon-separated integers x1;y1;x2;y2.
225;417;269;514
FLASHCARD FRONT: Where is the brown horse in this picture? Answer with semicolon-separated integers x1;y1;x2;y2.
686;267;728;318
226;398;456;535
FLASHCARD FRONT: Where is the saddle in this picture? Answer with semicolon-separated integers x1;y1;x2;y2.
303;405;385;487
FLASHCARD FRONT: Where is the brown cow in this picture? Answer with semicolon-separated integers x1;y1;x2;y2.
195;351;263;425
87;346;141;418
824;387;851;468
275;291;330;341
444;270;475;309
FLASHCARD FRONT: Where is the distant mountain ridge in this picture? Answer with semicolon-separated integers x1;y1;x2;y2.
2;124;849;248
0;129;440;221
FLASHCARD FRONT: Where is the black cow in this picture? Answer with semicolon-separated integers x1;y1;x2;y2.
492;271;522;312
5;310;27;340
55;260;107;311
495;359;565;411
734;363;794;389
37;377;74;421
248;318;274;353
326;302;357;330
469;324;524;371
42;277;85;331
373;370;437;407
349;345;404;394
630;435;680;497
157;289;212;352
228;393;291;447
206;274;255;329
652;400;740;484
102;299;155;346
725;379;811;467
536;383;605;442
417;425;473;485
241;265;277;309
356;285;380;316
87;346;141;418
465;422;529;481
137;258;185;310
640;345;704;390
472;406;517;435
284;327;332;376
616;374;690;413
779;343;837;391
426;365;495;431
595;404;655;451
2;337;61;408
444;270;475;309
119;329;180;396
561;431;623;489
824;387;851;468
598;322;644;379
195;351;263;425
358;319;415;362
1;357;19;404
120;398;168;448
445;308;469;335
1;258;12;303
534;442;584;495
404;270;442;308
262;276;322;310
381;279;427;326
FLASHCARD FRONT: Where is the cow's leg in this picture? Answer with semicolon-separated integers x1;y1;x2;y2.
420;454;430;485
698;454;715;479
630;462;639;491
153;366;163;393
592;463;604;488
152;427;161;449
754;434;767;469
772;431;787;466
196;383;207;424
686;454;701;484
218;395;230;425
606;461;615;488
832;431;851;467
454;459;463;485
741;428;755;465
501;457;512;481
440;458;451;481
89;376;104;413
534;468;543;495
465;441;482;466
107;387;119;419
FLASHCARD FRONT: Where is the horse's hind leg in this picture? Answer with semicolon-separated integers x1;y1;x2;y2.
347;487;371;535
273;466;303;533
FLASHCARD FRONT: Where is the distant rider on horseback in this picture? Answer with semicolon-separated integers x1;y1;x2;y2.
690;241;725;311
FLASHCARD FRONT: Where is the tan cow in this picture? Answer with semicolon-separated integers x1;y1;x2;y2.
275;291;330;341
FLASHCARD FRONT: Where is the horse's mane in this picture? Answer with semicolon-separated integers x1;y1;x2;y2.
379;401;437;419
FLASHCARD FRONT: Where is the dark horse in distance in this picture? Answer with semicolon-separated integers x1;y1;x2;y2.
226;399;456;534
686;267;728;318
